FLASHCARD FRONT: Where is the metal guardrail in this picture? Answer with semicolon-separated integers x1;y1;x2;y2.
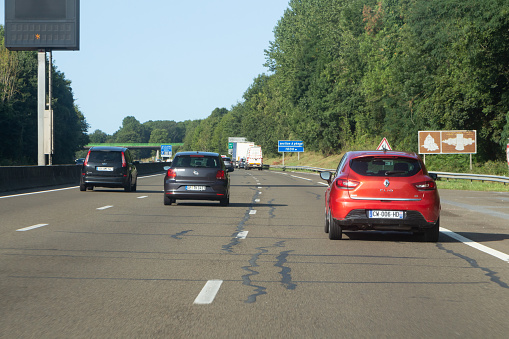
430;171;509;184
268;165;509;184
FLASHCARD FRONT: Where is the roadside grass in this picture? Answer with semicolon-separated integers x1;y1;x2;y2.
265;151;509;192
265;152;341;170
435;179;509;192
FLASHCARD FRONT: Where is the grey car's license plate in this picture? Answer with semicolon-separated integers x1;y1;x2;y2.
185;186;206;191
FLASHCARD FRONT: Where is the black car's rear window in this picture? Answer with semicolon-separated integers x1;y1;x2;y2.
88;151;122;163
173;156;220;168
350;157;421;177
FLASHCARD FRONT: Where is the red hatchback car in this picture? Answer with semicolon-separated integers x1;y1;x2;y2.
320;150;441;242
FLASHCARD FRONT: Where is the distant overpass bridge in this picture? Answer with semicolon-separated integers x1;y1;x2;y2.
84;143;184;150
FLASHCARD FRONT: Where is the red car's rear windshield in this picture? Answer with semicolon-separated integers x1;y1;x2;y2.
350;157;421;177
173;156;220;168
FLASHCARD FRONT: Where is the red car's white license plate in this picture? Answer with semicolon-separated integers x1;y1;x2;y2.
369;210;403;219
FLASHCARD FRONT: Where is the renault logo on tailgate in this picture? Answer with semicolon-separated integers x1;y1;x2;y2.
384;179;390;187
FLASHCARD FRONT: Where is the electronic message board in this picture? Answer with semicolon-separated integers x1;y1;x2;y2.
4;0;80;51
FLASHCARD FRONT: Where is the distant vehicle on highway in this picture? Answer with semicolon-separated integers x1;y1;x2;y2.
246;145;263;170
80;146;138;192
221;156;234;172
320;150;440;241
238;158;246;169
75;158;85;165
163;151;230;206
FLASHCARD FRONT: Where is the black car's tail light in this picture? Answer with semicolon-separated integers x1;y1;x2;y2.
83;150;91;167
413;180;436;191
121;152;127;167
216;170;226;180
167;168;177;179
335;179;360;190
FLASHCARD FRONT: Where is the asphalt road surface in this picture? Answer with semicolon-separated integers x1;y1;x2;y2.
1;170;509;338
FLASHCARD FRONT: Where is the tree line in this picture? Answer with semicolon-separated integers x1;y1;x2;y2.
182;0;509;163
2;0;509;166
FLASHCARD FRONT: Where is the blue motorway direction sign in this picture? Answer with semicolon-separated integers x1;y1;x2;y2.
161;145;172;157
278;140;304;153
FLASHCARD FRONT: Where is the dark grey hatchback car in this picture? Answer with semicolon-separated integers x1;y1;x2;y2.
163;151;230;206
80;146;138;192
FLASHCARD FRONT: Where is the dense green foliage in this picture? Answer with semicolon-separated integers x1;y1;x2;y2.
0;26;88;165
3;0;509;168
181;0;509;162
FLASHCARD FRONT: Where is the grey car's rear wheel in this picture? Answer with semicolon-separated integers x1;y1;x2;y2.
220;195;230;206
164;195;174;205
328;210;342;240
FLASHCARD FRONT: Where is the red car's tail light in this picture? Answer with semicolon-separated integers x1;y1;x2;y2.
216;170;226;180
166;168;177;179
83;150;91;166
335;179;360;190
121;152;127;167
413;180;436;191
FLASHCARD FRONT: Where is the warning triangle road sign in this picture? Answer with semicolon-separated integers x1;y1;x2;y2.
376;137;392;151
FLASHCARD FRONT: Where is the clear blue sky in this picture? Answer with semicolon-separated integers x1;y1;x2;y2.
1;0;289;135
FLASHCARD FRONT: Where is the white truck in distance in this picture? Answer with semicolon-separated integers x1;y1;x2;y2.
232;141;254;167
246;145;263;170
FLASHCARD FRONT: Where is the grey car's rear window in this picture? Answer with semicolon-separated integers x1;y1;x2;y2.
88;151;122;163
173;156;220;168
350;157;421;177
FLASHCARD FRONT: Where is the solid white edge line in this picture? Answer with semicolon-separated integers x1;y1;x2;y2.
440;227;509;263
97;205;113;210
237;231;249;239
194;280;223;305
0;173;165;200
0;186;78;199
17;224;48;232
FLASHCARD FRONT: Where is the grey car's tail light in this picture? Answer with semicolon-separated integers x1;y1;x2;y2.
216;170;226;180
167;168;177;179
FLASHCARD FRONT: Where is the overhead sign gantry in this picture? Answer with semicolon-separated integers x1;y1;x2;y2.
4;0;80;166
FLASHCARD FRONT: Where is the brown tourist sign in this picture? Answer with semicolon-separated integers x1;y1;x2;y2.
418;130;477;154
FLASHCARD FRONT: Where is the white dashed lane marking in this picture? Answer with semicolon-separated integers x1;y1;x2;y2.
194;280;223;305
236;231;249;239
17;224;48;232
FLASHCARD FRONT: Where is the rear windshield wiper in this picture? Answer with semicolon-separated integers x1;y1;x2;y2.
385;171;406;176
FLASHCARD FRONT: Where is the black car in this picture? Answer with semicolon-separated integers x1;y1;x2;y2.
80;146;138;192
163;151;230;206
238;158;246;169
222;156;234;172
